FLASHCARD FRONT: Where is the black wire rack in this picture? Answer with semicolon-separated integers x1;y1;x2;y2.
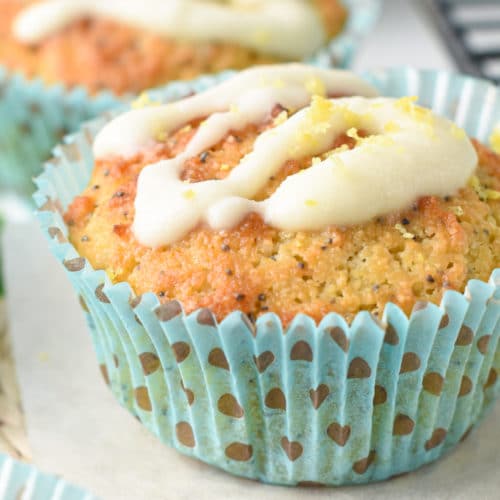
426;0;500;83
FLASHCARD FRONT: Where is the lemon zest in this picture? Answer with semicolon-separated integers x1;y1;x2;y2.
489;125;500;154
131;92;160;110
395;223;415;240
484;189;500;200
305;199;318;207
183;189;196;200
384;121;400;133
468;175;500;201
305;76;326;97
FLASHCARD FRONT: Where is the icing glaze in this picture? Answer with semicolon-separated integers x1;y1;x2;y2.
13;0;327;59
92;64;478;248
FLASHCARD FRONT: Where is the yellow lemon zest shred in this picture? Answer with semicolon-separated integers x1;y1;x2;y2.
468;175;500;200
450;124;466;140
305;77;326;97
484;189;500;200
384;121;400;133
305;199;318;207
394;223;415;240
489;125;500;154
183;189;196;200
132;92;160;110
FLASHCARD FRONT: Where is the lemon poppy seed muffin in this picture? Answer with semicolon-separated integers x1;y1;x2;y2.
0;0;347;95
64;65;500;326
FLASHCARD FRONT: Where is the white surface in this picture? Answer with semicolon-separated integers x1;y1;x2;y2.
352;0;455;72
4;1;500;499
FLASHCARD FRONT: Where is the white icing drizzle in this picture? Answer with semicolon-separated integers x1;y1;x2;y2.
92;64;478;248
13;0;327;59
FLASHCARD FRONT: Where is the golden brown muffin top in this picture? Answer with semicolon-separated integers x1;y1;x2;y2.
0;0;346;94
65;99;500;325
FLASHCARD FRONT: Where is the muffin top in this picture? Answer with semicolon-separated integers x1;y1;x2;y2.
93;64;477;247
65;64;500;325
1;1;345;93
13;0;329;59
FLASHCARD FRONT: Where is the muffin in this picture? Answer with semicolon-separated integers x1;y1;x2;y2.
2;0;347;95
1;1;380;201
36;65;500;486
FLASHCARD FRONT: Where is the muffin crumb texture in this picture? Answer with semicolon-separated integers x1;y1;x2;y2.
65;110;500;326
0;0;346;94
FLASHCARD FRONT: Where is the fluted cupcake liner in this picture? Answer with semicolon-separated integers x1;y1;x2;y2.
0;215;4;298
0;0;379;203
34;67;499;486
0;454;97;500
0;224;5;391
0;66;120;201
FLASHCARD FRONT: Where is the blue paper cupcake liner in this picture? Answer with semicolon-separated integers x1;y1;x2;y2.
0;215;4;298
0;0;379;203
0;454;97;500
0;66;120;201
0;221;4;363
34;67;499;486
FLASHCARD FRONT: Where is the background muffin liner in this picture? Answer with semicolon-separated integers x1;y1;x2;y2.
0;66;119;202
0;0;380;203
0;453;97;499
34;67;499;486
1;213;5;353
0;215;4;298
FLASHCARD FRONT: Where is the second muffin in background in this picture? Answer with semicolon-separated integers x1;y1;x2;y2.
3;0;347;95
